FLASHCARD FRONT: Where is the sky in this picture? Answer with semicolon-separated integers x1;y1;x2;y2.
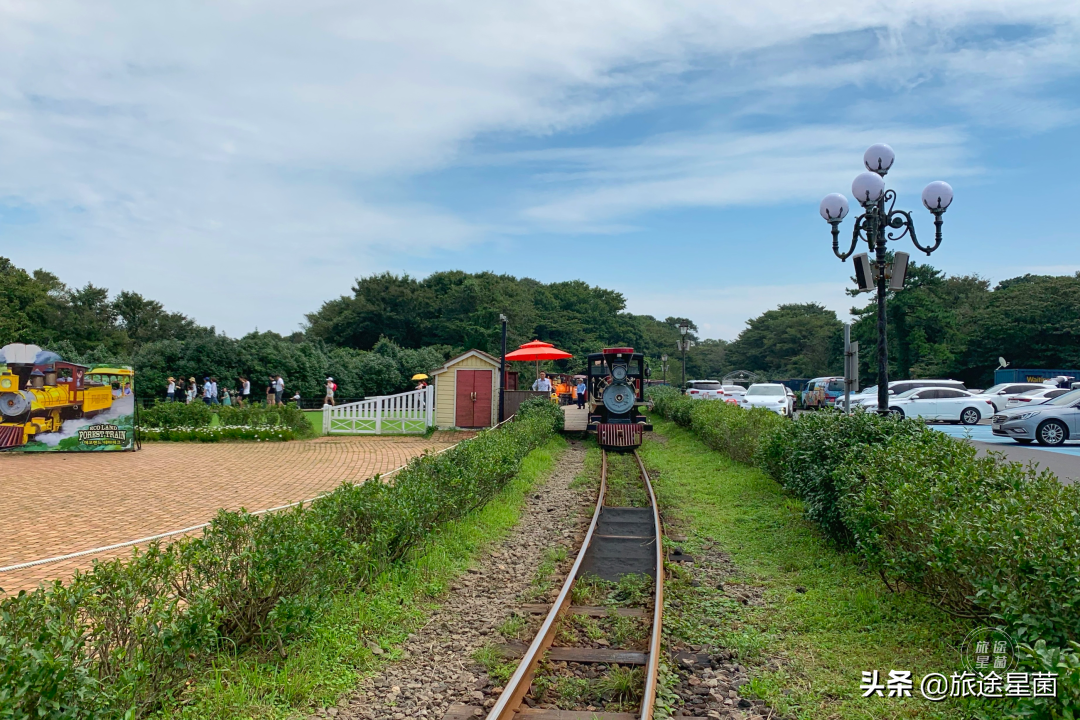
1;1;1079;341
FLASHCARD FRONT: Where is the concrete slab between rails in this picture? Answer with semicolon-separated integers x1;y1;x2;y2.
595;507;653;536
520;604;646;618
498;642;648;665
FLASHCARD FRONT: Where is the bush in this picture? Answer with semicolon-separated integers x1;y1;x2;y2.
516;396;565;431
757;410;922;545
648;388;784;465
138;401;214;428
837;429;1080;647
138;402;314;441
0;410;561;718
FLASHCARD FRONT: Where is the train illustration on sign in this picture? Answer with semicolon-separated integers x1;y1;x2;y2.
0;343;132;450
585;347;652;449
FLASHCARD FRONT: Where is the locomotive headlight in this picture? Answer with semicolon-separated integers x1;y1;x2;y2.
0;378;10;389
611;364;627;381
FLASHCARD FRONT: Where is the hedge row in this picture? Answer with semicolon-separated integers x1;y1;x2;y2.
138;401;315;441
648;387;1080;715
0;400;561;718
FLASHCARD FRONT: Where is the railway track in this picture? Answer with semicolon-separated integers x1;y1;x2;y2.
445;449;665;720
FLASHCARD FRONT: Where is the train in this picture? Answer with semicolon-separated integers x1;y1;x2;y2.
585;347;652;449
0;343;122;449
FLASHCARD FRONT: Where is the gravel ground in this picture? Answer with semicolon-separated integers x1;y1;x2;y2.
326;440;589;720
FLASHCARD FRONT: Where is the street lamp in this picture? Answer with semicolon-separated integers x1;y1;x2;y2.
498;313;508;422
820;143;953;414
661;354;668;384
678;323;690;388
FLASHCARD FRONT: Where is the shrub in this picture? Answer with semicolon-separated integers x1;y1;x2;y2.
689;400;785;465
0;409;561;718
837;429;1080;648
757;410;922;545
138;402;314;441
516;396;565;431
138;401;214;429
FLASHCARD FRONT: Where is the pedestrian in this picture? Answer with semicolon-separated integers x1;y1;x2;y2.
166;376;176;402
324;377;336;406
532;371;552;393
239;376;251;407
292;390;301;406
576;378;587;409
274;375;285;406
187;377;196;404
202;377;213;405
266;376;276;406
222;388;232;406
210;377;219;405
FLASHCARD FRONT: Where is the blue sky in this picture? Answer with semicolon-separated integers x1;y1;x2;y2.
1;1;1078;340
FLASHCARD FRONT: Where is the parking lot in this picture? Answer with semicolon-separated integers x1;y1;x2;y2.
0;432;471;594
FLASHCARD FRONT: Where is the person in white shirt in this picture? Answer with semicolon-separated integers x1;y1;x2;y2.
167;377;176;402
202;377;213;405
532;372;552;392
274;375;285;405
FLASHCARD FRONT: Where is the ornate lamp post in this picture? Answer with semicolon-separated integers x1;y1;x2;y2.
819;144;953;415
678;323;690;388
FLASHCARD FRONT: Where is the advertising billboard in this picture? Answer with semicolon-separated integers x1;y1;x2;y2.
0;343;137;452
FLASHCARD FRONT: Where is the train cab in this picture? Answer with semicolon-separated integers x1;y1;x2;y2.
586;347;652;449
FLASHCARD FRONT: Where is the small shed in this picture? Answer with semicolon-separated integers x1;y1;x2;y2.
432;349;501;429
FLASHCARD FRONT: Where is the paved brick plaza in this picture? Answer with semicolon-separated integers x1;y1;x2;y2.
0;432;471;594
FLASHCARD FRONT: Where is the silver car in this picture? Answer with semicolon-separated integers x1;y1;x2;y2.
992;389;1080;446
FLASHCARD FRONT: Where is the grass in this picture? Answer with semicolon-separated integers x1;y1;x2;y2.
641;415;971;720
302;409;323;435
157;435;568;719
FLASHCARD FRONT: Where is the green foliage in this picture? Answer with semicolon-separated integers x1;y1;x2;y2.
0;410;560;718
649;388;785;464
757;410;922;545
138;402;314;442
139;401;215;428
725;303;843;378
515;395;564;431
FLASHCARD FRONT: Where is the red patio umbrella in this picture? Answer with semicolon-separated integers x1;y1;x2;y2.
504;340;572;386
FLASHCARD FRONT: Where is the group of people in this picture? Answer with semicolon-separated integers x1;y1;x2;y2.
532;371;588;409
165;375;301;406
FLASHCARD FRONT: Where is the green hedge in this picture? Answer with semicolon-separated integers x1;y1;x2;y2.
648;393;1080;715
0;409;560;718
138;401;315;441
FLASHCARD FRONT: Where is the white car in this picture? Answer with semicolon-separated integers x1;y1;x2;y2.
977;382;1058;412
836;379;967;411
862;387;995;424
738;383;791;416
686;380;743;403
1005;387;1072;408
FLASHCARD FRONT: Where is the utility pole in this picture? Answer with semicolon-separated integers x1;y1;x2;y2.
678;322;690;388
498;314;507;423
843;324;859;414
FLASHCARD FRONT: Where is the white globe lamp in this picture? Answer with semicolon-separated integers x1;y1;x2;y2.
819;193;849;223
863;144;895;176
852;171;885;207
922;181;954;212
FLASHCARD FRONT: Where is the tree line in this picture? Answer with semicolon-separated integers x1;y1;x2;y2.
5;255;1079;396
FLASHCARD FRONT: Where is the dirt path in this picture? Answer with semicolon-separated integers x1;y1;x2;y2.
328;441;589;720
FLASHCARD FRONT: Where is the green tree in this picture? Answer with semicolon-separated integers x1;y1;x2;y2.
726;303;843;378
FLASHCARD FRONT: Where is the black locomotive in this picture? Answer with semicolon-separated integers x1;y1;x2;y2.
585;347;652;449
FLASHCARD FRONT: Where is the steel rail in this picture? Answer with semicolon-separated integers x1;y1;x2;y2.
483;449;665;720
635;449;664;720
485;451;608;720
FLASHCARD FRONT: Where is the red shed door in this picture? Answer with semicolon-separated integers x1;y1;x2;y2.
455;369;493;427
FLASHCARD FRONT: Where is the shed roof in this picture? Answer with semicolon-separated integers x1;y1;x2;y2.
430;349;501;376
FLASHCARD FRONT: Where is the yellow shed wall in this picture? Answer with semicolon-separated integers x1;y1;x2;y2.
434;354;499;429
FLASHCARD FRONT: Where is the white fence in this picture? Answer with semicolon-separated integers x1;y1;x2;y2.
322;386;434;435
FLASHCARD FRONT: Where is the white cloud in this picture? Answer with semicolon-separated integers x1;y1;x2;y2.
0;1;1077;333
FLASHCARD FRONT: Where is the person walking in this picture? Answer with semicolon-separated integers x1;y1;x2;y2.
274;375;285;406
532;371;552;393
166;377;176;402
239;376;251;407
209;377;219;405
202;377;213;405
576;378;587;409
324;377;336;406
187;377;196;404
222;388;232;407
291;390;301;406
266;376;276;406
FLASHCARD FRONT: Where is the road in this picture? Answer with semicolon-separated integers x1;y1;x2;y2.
934;423;1080;485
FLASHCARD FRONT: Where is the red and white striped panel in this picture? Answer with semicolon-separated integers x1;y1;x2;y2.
0;425;25;449
598;423;642;448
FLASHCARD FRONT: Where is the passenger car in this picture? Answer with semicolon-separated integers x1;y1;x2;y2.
802;377;845;409
835;379;967;411
992;389;1080;446
977;382;1057;412
1005;387;1071;409
862;387;993;424
738;383;791;416
684;380;725;400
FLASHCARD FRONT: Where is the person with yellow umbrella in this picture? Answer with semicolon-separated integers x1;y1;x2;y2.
412;373;429;390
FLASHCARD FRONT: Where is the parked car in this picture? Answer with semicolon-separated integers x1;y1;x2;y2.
685;380;743;403
685;380;726;400
835;379;967;411
992;389;1080;446
976;382;1057;412
739;383;792;416
862;387;994;424
802;377;845;409
1005;387;1072;408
